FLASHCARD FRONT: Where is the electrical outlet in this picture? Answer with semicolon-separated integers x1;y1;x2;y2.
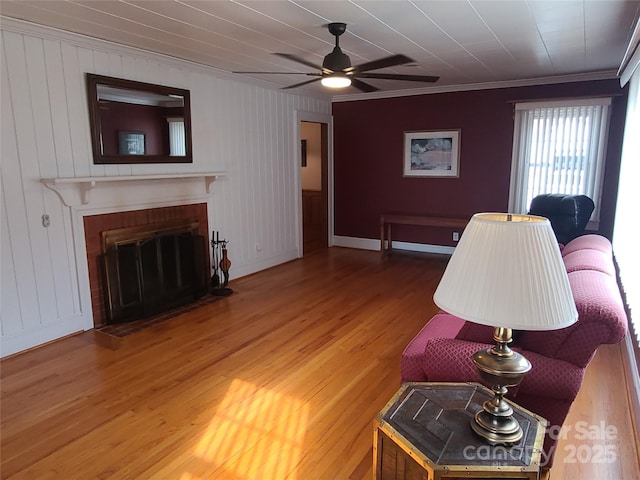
42;214;50;227
453;232;459;242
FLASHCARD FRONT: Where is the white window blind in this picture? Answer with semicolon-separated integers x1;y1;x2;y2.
168;118;186;156
508;98;612;227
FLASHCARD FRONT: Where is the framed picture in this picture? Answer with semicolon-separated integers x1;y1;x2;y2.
403;130;460;178
118;131;146;155
301;139;307;167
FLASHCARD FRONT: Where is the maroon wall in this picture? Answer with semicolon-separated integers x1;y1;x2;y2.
333;79;628;247
100;102;172;156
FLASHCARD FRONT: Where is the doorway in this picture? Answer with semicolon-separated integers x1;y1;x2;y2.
301;121;328;254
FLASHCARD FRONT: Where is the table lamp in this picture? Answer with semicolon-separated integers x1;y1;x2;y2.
433;213;578;444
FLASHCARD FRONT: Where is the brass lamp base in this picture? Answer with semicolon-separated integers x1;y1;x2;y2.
471;327;532;445
471;387;525;444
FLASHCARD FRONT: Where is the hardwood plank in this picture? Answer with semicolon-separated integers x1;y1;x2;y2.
1;247;637;479
552;343;640;480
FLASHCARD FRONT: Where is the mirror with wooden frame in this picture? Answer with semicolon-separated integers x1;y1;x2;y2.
86;74;193;164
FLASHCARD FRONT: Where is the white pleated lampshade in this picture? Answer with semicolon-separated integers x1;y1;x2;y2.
433;213;578;331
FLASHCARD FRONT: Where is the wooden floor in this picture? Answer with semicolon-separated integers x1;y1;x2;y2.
1;247;638;479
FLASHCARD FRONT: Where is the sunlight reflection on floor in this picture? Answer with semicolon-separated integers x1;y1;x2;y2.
193;378;310;479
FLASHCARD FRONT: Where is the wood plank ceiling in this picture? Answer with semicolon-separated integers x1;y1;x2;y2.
1;0;639;97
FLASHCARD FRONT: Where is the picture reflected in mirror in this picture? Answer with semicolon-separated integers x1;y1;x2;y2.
86;74;193;164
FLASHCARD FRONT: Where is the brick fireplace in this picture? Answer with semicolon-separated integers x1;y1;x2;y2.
84;203;210;327
41;172;225;333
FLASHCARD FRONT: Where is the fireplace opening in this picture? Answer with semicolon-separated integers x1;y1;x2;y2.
101;219;207;324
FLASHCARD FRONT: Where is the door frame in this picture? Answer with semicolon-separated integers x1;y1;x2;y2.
294;110;333;258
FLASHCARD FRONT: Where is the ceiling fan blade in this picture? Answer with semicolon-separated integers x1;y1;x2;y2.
274;53;325;72
351;78;379;93
348;54;414;74
281;77;322;90
357;73;440;83
233;71;321;75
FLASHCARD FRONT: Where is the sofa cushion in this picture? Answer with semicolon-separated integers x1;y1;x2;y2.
562;234;612;256
557;270;627;366
421;338;583;400
562;249;616;276
518;269;627;366
421;337;485;383
455;321;495;343
400;312;466;383
517;325;572;359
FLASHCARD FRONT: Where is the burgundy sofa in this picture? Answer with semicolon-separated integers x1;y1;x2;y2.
400;234;628;468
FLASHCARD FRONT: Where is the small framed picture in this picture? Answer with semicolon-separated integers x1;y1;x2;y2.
403;130;460;178
119;131;146;155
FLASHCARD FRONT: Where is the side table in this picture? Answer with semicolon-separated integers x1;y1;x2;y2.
373;382;547;480
379;213;468;255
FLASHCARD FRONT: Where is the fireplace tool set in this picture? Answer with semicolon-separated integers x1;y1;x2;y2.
211;231;233;296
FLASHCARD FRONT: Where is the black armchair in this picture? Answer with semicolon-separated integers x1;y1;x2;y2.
528;194;595;245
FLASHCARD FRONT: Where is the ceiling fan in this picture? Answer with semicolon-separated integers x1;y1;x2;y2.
234;22;439;92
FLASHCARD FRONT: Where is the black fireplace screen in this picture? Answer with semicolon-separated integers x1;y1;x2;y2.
102;226;206;324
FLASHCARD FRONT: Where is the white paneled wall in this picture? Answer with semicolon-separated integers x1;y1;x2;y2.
0;19;331;357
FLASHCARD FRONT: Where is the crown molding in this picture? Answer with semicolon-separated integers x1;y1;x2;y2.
619;16;640;86
331;71;620;103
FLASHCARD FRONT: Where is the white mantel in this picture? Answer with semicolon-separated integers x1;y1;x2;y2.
41;172;227;209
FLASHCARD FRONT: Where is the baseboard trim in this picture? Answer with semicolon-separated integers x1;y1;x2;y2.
230;250;299;279
1;315;86;358
332;236;380;251
332;235;455;255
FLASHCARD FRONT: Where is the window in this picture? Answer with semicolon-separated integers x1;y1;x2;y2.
168;118;186;156
614;70;639;347
508;98;612;228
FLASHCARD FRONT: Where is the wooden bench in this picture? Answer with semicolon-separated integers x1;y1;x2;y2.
380;213;469;254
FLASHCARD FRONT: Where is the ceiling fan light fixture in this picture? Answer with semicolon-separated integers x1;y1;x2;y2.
323;47;352;72
321;74;351;88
